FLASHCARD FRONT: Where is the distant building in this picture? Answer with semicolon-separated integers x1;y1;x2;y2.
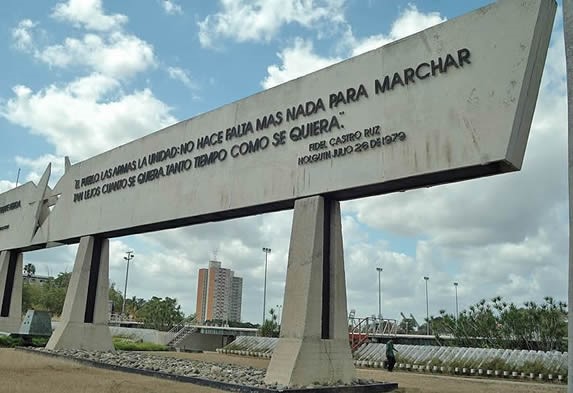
196;260;243;323
23;274;52;285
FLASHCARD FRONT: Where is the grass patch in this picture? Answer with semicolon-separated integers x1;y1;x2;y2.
0;335;48;348
112;337;167;351
0;335;22;347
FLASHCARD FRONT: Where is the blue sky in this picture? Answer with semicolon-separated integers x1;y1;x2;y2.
0;0;567;326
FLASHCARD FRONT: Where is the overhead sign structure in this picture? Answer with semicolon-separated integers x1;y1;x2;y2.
0;0;556;252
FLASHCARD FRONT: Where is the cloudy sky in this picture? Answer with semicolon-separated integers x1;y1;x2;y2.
0;0;567;326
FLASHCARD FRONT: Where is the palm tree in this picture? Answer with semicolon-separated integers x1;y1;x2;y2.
23;263;35;277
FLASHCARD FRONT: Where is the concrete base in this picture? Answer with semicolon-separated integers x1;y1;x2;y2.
268;338;355;385
265;196;355;386
46;236;113;351
47;321;113;351
0;250;23;333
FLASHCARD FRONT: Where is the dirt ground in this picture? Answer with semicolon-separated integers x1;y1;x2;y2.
0;349;566;393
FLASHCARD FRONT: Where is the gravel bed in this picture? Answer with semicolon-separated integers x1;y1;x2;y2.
33;348;376;390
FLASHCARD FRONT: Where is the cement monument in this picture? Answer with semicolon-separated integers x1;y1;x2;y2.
0;0;556;386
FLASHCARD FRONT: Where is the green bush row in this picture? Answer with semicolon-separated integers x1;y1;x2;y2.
0;335;49;348
395;355;567;376
112;337;167;351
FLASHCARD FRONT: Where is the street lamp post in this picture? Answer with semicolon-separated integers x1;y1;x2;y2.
262;247;271;325
454;282;459;320
122;251;135;317
376;267;383;319
424;276;430;335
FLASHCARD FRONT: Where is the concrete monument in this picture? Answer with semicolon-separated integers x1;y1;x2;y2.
0;0;556;386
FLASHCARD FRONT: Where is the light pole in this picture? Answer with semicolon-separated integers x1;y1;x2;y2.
454;282;459;320
122;251;134;317
376;267;383;319
262;247;271;325
424;276;430;335
563;4;573;391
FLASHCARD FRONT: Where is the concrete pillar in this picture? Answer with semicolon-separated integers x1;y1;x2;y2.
46;236;114;351
0;250;23;333
265;196;355;386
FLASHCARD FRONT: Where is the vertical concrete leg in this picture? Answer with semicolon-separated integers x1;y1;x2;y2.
0;250;23;333
265;196;355;386
46;236;113;351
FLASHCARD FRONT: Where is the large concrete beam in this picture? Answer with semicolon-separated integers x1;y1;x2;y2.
46;236;113;351
0;250;22;333
265;196;355;386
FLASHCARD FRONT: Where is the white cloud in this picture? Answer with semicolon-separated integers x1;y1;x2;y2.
12;19;36;51
167;66;194;89
119;210;294;317
14;154;67;186
0;180;16;193
161;0;183;15
51;0;127;32
36;32;156;80
1;74;176;160
12;1;155;81
198;0;345;47
262;38;341;89
261;5;445;88
348;4;445;56
4;5;169;163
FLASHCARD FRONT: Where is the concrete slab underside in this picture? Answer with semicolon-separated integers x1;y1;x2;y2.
265;196;355;386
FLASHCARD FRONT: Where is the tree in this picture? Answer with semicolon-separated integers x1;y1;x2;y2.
23;263;36;277
108;283;124;314
125;296;147;318
22;282;43;311
38;272;72;316
52;272;71;290
137;296;184;331
432;296;567;351
260;308;280;337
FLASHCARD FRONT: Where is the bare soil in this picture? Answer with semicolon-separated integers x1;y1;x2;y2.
0;349;566;393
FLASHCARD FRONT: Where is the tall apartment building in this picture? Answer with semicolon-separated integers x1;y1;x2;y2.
195;260;243;323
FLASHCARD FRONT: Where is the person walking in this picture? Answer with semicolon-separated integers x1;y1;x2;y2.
386;340;398;372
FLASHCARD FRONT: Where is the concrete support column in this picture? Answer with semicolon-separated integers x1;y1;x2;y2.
0;250;23;333
46;236;113;351
265;196;355;386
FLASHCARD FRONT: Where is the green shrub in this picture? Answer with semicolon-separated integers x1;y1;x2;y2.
0;334;50;348
447;359;467;370
396;355;414;364
0;335;21;347
112;337;167;351
427;357;443;367
479;357;510;371
520;360;552;375
30;337;49;347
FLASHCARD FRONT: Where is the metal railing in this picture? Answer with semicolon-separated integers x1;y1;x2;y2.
166;316;198;346
349;317;398;351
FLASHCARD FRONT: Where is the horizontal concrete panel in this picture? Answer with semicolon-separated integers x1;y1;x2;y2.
0;0;556;251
